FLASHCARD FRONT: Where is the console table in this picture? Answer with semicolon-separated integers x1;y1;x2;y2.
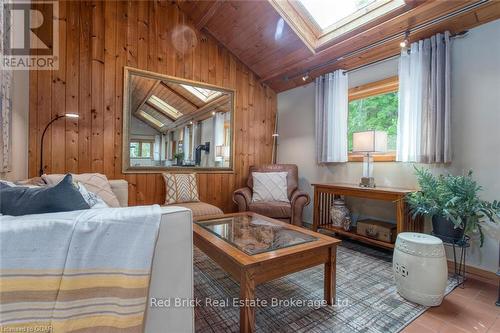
312;183;422;250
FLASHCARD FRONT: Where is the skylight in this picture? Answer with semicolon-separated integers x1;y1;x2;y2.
180;84;223;103
148;95;183;120
137;110;165;128
297;0;376;29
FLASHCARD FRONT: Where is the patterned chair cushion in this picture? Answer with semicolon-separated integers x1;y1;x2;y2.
42;173;120;207
251;172;289;203
162;173;199;204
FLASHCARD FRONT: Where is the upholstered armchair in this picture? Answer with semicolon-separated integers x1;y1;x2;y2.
232;164;310;226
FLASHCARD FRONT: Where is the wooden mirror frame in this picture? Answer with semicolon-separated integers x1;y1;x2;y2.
122;67;235;173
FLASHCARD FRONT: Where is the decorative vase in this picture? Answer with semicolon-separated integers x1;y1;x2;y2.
330;200;351;231
432;215;465;244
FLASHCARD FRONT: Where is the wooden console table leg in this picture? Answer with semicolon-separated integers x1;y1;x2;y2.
324;246;337;305
313;186;319;231
396;199;405;234
240;270;255;333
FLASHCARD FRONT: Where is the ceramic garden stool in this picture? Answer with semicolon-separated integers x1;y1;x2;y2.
393;232;448;306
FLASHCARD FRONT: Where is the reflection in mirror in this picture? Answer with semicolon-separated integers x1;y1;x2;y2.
124;68;233;171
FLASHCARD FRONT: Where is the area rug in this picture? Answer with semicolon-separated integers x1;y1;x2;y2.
194;240;457;333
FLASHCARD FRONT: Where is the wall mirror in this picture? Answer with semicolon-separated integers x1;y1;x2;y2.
123;67;234;172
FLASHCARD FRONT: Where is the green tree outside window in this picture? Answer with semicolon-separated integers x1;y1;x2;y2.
348;92;398;152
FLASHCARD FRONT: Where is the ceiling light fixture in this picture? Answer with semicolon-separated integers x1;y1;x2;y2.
302;72;310;81
400;30;410;48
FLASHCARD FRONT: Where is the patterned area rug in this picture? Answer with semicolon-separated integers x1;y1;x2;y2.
194;240;457;333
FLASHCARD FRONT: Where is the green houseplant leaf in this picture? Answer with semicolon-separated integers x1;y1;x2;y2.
406;167;499;246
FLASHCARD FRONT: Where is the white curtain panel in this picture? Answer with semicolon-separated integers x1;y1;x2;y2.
191;121;199;160
0;6;13;173
315;69;349;163
183;126;190;161
397;31;451;163
213;112;225;162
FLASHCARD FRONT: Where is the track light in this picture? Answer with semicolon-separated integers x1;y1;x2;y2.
302;72;310;82
400;31;410;48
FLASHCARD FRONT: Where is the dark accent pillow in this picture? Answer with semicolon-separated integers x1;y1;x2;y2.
0;174;90;216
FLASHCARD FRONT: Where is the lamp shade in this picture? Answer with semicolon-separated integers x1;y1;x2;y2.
352;130;387;153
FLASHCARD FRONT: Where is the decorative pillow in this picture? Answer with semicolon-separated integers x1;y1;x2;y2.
15;177;46;187
251;172;289;203
76;182;109;209
42;173;120;207
162;173;199;204
0;174;90;216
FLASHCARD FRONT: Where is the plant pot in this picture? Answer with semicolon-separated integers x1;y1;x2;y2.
432;215;465;244
176;158;183;166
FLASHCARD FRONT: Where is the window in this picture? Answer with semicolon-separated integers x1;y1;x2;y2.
348;76;398;162
297;0;377;30
147;95;183;120
137;110;166;128
130;141;153;159
272;0;405;50
180;84;222;103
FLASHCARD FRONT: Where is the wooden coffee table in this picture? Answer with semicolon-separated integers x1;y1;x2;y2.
193;212;341;333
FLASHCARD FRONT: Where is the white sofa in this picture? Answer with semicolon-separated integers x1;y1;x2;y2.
110;180;194;333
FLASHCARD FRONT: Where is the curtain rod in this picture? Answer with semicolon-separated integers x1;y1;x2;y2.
343;55;400;75
285;0;485;81
341;29;467;75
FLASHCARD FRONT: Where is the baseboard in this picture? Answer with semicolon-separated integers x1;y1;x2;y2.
447;260;498;286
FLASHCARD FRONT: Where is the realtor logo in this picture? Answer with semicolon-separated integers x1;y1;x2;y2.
1;1;59;70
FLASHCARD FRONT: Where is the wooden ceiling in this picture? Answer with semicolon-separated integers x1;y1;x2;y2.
130;75;231;131
177;0;500;92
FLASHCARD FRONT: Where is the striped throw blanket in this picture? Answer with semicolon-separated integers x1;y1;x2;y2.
0;205;162;333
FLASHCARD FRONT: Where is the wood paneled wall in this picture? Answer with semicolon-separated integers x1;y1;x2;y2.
28;1;277;212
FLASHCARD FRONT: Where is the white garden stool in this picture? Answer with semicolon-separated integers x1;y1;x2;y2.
393;232;448;306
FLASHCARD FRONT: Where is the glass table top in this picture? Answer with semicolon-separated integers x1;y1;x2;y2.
195;214;318;255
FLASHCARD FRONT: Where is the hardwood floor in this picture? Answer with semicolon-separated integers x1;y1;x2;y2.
403;278;500;333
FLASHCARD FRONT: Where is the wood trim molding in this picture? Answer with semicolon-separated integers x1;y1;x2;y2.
349;76;399;101
447;260;499;286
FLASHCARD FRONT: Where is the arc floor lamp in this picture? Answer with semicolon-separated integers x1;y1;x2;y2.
39;113;79;176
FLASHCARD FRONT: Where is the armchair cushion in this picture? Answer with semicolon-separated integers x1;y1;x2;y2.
248;201;291;219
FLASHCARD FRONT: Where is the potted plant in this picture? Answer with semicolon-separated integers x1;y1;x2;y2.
406;167;500;246
173;152;184;166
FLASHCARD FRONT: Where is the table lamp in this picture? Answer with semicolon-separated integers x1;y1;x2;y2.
352;130;387;188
